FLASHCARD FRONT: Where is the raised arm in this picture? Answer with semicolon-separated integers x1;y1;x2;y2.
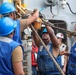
32;30;41;48
46;26;59;48
20;10;39;32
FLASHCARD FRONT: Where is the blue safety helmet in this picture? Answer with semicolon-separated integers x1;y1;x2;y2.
0;17;17;36
41;28;47;34
0;2;16;14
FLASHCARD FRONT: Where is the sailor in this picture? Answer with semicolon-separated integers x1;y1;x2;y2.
0;2;39;44
56;32;68;74
0;17;24;75
33;26;62;75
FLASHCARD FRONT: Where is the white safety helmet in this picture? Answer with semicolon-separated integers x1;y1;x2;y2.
56;33;64;39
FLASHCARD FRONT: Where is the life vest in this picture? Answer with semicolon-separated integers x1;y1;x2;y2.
68;42;76;74
13;20;22;44
31;45;38;66
0;37;21;75
37;42;62;74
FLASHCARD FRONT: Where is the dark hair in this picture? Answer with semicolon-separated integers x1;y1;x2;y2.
3;13;11;17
